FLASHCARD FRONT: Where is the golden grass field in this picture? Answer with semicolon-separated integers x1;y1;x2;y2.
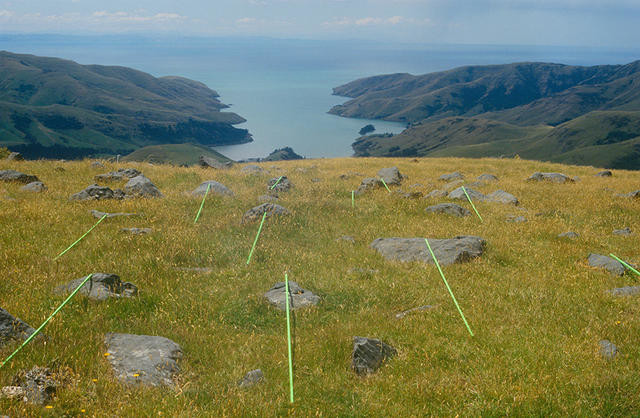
1;156;639;416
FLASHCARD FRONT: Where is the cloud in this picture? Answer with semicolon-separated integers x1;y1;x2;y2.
0;9;13;18
324;15;426;27
236;17;257;24
90;11;186;23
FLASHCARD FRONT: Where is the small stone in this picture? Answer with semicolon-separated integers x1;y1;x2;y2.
377;167;404;185
238;369;264;388
199;156;233;169
599;340;618;360
337;235;355;243
351;337;397;376
6;152;24;161
448;187;485;201
0;169;39;184
20;181;47;193
595;170;612;177
104;333;182;387
91;161;106;168
395;305;435;319
424;189;448;199
241;164;265;174
70;184;124;201
506;215;527;223
588;253;625;276
425;203;471;217
613;227;632;236
264;281;320;311
558;231;579;239
486;190;518;205
55;273;137;301
619;190;640;199
267;176;292;192
10;366;60;405
192;180;233;197
439;172;464;182
609;286;640;296
91;210;136;218
527;172;574;183
242;203;290;223
396;190;423;199
477;174;498;181
95;168;141;182
124;175;162;198
121;227;152;235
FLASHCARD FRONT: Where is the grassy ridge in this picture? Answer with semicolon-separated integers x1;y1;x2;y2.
1;157;640;415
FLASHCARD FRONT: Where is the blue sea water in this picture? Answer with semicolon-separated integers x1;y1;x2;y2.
1;35;639;160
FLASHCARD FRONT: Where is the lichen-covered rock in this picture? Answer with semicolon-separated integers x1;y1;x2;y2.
55;273;137;301
8;366;60;405
588;253;624;276
242;203;290;223
425;203;471;217
355;177;382;195
264;281;320;310
527;172;574;183
448;187;485;201
124;175;162;198
486;190;518;205
599;340;618;360
192;180;233;197
370;236;486;266
199;156;233;169
267;176;292;192
70;184;124;201
0;169;38;184
377;166;404;185
351;337;397;376
95;168;141;182
477;173;498;181
238;369;264;388
104;333;182;387
613;227;632;236
20;181;47;193
439;172;464;182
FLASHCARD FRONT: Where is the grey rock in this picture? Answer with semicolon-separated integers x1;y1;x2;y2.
192;180;233;197
199;156;233;169
242;203;290;223
238;369;264;388
609;286;640;296
442;180;464;191
258;194;278;203
425;203;471;217
370;236;486;266
355;177;382;195
448;187;486;201
1;307;37;347
558;231;579;239
10;366;59;405
124;175;162;198
377;166;403;185
91;209;136;218
527;172;574;183
599;340;618;360
337;235;355;243
619;190;640;199
588;253;624;276
90;161;105;168
95;168;141;182
6;152;24;161
0;170;38;184
439;172;464;182
424;189;448;199
104;333;183;387
395;305;435;319
268;176;292;192
596;170;612;177
241;164;265;174
121;227;152;235
396;190;423;199
506;215;527;223
70;184;124;201
486;190;519;205
613;227;632;236
264;281;320;311
55;273;137;301
1;385;25;399
351;337;397;376
19;181;47;193
311;178;322;183
477;173;498;181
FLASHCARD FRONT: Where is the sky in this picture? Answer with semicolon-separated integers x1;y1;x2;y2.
0;0;639;47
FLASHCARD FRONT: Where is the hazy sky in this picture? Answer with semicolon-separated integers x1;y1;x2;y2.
0;0;638;47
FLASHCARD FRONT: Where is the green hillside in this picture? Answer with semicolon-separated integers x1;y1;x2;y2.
0;51;252;159
121;143;232;166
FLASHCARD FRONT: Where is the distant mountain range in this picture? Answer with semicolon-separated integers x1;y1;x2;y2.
0;51;251;159
330;61;640;169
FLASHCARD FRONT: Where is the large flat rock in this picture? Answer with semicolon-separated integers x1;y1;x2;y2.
0;170;39;184
192;180;233;197
55;273;137;301
1;307;37;347
264;281;320;310
370;236;486;265
104;333;182;387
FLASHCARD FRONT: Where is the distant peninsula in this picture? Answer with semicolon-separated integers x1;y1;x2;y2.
0;51;252;159
330;61;640;169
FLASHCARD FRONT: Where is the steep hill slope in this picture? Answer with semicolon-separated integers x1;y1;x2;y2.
0;51;252;159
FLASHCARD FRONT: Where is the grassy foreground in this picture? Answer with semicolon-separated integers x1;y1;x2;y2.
1;156;639;416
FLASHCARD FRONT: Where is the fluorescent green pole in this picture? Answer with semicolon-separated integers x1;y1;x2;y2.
271;176;284;190
609;253;640;278
351;190;355;208
246;212;267;265
1;274;94;369
461;186;483;222
54;215;107;260
193;183;211;224
285;273;294;404
424;239;474;336
380;178;391;193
